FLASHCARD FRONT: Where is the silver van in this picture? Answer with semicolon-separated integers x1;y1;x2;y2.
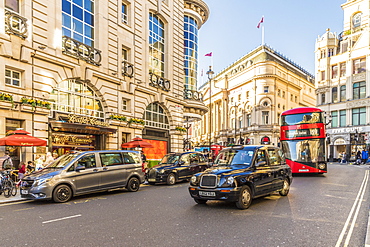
20;150;145;202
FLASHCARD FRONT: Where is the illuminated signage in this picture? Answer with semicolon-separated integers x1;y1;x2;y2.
286;128;320;138
53;134;94;145
67;114;109;127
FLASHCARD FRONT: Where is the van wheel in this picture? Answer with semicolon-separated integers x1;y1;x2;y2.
235;186;252;209
279;178;290;196
166;173;176;185
126;177;140;192
53;185;72;203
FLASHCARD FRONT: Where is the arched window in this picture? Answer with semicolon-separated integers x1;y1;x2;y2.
144;103;169;129
50;79;104;119
149;13;165;77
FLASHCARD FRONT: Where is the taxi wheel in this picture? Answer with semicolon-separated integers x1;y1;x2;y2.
166;173;176;185
126;177;140;192
194;198;207;204
53;184;72;203
279;178;290;196
236;186;252;209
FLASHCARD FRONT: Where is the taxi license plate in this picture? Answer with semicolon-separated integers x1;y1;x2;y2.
21;190;28;195
299;169;309;172
148;178;156;182
199;191;215;197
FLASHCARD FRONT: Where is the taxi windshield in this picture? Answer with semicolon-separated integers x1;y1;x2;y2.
160;154;180;164
214;150;254;167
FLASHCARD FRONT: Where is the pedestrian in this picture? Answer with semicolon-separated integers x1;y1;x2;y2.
341;152;347;164
43;152;54;167
356;150;362;165
34;155;44;170
0;151;13;171
27;161;35;173
18;161;26;181
361;150;368;164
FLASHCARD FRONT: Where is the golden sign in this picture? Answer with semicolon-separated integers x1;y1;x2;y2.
67;114;109;127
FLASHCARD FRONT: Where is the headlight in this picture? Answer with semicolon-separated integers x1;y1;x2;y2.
190;175;197;185
226;177;234;185
33;177;52;187
318;163;326;170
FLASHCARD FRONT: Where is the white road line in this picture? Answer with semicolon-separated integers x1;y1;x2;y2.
42;214;81;224
335;170;369;247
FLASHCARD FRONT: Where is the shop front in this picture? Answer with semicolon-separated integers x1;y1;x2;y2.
49;114;116;156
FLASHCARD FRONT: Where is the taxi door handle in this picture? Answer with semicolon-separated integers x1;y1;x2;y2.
103;167;108;171
93;169;99;172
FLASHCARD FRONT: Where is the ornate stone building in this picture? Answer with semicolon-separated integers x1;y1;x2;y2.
0;0;209;167
192;45;316;148
315;0;370;161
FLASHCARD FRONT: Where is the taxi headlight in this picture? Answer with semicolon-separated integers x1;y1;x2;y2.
190;175;197;185
226;177;235;185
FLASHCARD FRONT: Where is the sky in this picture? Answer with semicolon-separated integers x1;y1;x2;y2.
197;0;345;87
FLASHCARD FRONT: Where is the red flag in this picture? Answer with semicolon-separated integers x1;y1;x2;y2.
205;52;212;57
257;17;264;28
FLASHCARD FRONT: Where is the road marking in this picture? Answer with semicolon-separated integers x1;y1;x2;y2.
42;214;81;224
0;201;30;207
14;207;34;212
335;170;369;247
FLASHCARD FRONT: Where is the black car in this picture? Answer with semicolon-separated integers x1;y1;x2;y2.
146;152;209;185
188;145;292;209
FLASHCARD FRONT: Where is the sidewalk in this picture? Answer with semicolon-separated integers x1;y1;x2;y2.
0;192;26;204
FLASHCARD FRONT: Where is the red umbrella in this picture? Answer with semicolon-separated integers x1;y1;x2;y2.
0;134;47;146
121;137;154;148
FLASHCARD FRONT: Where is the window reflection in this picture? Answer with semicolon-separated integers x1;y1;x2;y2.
282;139;325;163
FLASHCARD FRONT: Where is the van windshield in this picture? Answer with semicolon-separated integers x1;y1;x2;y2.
46;153;80;168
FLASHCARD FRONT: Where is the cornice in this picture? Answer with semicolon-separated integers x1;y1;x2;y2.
184;0;210;25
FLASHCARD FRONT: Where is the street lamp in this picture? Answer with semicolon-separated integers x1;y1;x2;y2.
184;116;192;151
231;103;241;144
206;66;214;151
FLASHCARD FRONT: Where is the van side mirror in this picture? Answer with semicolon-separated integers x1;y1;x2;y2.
256;161;266;167
76;165;86;172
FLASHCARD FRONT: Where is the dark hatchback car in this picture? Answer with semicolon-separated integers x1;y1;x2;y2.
146;151;209;185
189;145;292;209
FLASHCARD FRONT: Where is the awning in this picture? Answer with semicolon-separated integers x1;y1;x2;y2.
50;121;117;135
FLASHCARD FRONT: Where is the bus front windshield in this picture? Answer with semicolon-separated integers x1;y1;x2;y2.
281;139;325;163
282;112;323;126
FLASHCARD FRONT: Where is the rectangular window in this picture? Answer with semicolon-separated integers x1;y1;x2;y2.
321;93;325;104
295;96;297;103
5;68;21;87
290;94;293;101
340;62;346;77
122;98;129;111
331;65;338;79
262;111;269;125
121;3;128;24
246;114;251;127
331;111;338;128
353;58;366;74
339;110;346;127
340;85;346;102
239;116;243;129
352;107;366;126
353;81;366;100
264;86;269;93
328;48;334;57
341;40;348;53
5;0;19;12
332;87;338;103
321;71;326;81
100;153;123;166
122;47;128;61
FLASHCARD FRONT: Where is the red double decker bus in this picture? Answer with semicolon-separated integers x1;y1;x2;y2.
280;107;327;174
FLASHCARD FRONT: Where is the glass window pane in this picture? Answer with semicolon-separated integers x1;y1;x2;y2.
73;5;83;21
62;0;71;14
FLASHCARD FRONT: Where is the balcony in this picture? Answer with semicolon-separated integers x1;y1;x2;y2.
4;9;27;39
149;72;170;91
122;61;134;78
62;36;102;66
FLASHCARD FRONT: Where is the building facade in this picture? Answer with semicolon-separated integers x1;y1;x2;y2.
315;0;370;161
192;45;316;149
0;0;209;167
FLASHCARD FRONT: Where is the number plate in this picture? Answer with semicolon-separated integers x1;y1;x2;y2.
299;169;309;172
148;178;156;182
199;191;215;197
21;190;28;195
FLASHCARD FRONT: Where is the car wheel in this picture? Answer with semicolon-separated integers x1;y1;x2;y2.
236;186;252;209
53;184;72;203
279;178;290;196
194;198;207;204
126;177;140;192
166;173;176;185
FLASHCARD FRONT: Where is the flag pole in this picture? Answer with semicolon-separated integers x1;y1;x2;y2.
262;24;265;45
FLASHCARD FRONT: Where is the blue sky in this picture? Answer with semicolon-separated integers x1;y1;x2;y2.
197;0;345;86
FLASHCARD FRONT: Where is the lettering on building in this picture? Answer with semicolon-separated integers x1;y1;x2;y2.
67;114;109;127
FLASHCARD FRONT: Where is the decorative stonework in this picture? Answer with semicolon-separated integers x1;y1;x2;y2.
21;105;34;113
353;72;366;82
35;107;50;115
184;0;210;24
0;101;13;109
346;98;370;108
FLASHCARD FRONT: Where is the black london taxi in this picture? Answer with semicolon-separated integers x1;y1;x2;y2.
188;145;292;209
146;151;209;185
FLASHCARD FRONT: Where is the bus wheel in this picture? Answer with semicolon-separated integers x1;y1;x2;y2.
279;179;290;196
